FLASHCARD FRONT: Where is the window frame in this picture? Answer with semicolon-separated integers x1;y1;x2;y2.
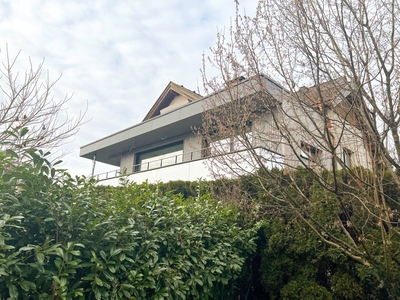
135;141;184;171
300;142;321;163
343;147;352;168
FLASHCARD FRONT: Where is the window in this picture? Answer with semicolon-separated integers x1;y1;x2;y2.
209;133;253;155
300;142;321;163
343;148;352;167
135;142;183;171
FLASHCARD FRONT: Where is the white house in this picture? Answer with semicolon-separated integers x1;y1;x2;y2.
80;75;370;185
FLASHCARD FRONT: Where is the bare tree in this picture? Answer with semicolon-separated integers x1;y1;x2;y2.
0;47;85;158
201;0;400;295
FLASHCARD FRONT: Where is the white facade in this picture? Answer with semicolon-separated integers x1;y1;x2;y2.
81;76;371;186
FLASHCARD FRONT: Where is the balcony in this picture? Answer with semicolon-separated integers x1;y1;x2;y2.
93;149;212;186
92;147;284;186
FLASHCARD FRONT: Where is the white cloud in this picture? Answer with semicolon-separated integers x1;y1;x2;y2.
0;0;257;177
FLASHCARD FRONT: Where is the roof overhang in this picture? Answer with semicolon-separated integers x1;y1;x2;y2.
80;100;203;166
80;75;286;167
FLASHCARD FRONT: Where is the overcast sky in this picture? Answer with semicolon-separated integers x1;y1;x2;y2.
0;0;257;177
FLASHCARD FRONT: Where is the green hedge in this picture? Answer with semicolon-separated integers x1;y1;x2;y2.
0;149;258;299
147;171;399;299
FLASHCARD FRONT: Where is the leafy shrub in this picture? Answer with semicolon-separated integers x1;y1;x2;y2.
280;277;332;300
0;148;258;299
331;272;363;299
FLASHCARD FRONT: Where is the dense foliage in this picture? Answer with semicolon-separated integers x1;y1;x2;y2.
134;169;400;299
0;147;257;299
207;168;400;299
259;218;387;300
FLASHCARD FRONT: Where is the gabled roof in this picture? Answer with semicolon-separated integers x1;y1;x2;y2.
297;77;351;108
143;81;202;121
297;77;364;129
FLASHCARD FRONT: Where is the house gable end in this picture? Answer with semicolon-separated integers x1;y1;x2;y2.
143;81;202;121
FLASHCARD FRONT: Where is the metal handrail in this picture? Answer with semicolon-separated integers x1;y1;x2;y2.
93;144;284;181
94;149;204;181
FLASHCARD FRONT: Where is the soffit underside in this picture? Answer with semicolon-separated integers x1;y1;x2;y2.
80;104;203;166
